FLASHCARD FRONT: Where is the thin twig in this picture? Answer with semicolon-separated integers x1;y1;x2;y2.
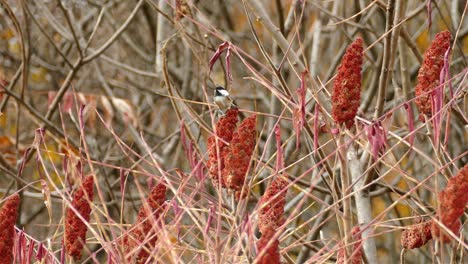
374;0;395;119
83;0;145;63
23;2;73;67
57;0;84;59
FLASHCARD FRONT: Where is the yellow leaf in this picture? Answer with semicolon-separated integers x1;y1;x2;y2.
1;28;15;39
30;67;50;84
8;37;20;55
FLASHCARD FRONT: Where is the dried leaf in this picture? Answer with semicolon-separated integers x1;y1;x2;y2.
426;1;432;29
293;70;308;149
366;121;387;160
209;41;233;82
204;203;216;236
403;103;415;149
274;125;284;172
209;41;230;73
40;179;52;225
181;121;204;181
313;104;320;153
175;0;190;20
226;47;233;82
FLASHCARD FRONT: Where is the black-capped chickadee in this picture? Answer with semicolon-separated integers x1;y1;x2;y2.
214;86;236;115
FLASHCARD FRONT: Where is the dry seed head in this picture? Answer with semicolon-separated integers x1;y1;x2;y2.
0;194;20;264
331;38;363;128
258;176;288;234
336;226;362;264
207;108;239;187
401;221;432;249
223;114;257;195
64;175;94;260
431;164;468;242
256;229;280;264
123;182;167;264
415;30;451;121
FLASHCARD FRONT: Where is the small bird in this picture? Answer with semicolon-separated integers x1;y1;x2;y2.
214;86;236;115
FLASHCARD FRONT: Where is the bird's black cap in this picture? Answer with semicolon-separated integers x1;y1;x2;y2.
215;86;227;96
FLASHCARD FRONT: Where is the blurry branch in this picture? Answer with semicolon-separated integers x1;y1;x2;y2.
361;55;382;113
33;0;72;40
309;1;373;31
0;65;22;112
244;0;305;73
23;3;73;67
295;195;333;263
400;29;423;63
1;84;79;148
84;6;106;52
145;0;175;25
274;0;285;34
242;1;291;100
374;0;395;119
244;0;331;113
96;53;160;79
432;0;467;67
91;60;135;215
0;163;51;194
180;42;194;96
450;0;461;28
375;0;425;63
161;40;209;157
389;0;404;80
1;1;26;83
321;3;380;80
102;11;153;63
48;0;144;119
242;1;337;188
2;0;28;148
57;0;84;59
31;54;67;74
44;59;82;120
309;16;321;76
283;0;302;37
398;34;410;99
83;0;145;63
91;59;163;172
155;0;171;74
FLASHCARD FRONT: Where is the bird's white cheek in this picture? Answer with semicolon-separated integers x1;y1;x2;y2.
219;90;230;96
